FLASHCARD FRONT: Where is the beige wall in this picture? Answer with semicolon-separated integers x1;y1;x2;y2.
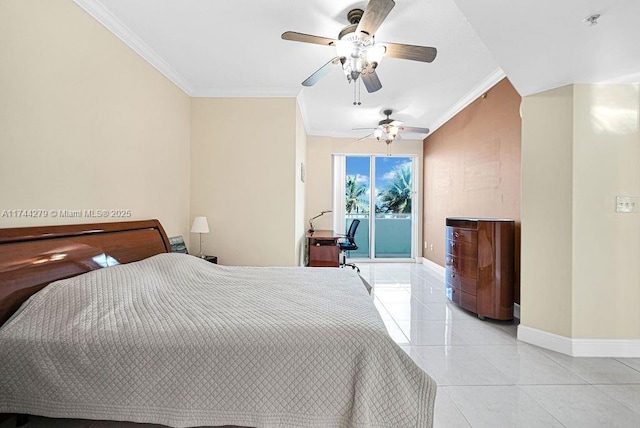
572;84;640;338
520;85;575;337
305;135;423;243
521;84;640;340
190;97;300;266
423;78;522;299
0;0;191;238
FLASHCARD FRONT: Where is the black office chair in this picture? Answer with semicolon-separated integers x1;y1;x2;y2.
339;219;360;273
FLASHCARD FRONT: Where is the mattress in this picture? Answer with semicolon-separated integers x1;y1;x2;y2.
0;253;436;427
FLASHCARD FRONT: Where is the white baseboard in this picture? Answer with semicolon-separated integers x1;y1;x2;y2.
420;257;445;276
518;325;640;357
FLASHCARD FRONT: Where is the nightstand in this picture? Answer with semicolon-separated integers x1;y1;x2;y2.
202;255;217;264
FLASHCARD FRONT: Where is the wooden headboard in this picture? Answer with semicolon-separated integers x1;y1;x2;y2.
0;219;171;326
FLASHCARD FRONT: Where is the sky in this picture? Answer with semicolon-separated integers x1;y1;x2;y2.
346;155;412;192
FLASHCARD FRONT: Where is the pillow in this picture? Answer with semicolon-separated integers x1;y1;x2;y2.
169;236;188;254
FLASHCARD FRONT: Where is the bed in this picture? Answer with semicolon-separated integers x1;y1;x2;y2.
0;220;436;427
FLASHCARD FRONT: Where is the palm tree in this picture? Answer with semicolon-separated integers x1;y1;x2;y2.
345;175;368;214
378;164;412;214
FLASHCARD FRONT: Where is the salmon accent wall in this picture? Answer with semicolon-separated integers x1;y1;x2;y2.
423;78;522;302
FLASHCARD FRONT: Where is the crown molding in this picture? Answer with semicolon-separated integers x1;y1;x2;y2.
306;129;427;140
428;67;506;136
193;87;300;98
73;0;194;96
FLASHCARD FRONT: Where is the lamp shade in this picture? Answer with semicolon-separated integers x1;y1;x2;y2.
190;216;209;234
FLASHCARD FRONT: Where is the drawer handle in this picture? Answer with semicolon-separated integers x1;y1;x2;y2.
454;231;459;238
452;273;456;278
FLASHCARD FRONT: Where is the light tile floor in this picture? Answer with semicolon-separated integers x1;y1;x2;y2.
358;262;640;428
2;262;639;427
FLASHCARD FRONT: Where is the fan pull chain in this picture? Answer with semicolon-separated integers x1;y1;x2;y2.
353;81;357;106
352;78;362;106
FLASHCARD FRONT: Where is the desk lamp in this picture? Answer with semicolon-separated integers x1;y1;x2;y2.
190;216;209;258
308;210;332;233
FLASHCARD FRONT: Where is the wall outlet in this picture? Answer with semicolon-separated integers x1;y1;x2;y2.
616;196;639;213
430;243;434;251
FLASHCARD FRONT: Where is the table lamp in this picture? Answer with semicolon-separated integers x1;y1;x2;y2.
308;210;332;233
190;216;209;258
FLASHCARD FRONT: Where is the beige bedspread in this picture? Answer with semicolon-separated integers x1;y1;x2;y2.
0;253;436;427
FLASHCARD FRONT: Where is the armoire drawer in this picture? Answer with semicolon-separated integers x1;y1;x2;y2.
446;268;477;295
458;289;477;313
445;255;477;278
448;287;477;313
446;227;477;245
446;238;478;260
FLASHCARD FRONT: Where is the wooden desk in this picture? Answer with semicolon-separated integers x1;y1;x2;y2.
306;230;340;267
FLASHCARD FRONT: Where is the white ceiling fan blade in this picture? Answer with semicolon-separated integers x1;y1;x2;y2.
400;126;430;134
302;57;340;86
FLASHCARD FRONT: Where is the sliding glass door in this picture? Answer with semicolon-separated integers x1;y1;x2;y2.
345;156;371;258
334;155;417;261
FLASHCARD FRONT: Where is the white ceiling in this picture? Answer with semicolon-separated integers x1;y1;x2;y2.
454;0;640;96
74;0;639;140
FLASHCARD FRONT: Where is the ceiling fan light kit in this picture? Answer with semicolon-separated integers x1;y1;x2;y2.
375;109;402;144
356;109;430;150
374;125;399;144
334;35;385;84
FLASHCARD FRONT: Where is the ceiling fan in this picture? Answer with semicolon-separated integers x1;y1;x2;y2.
356;109;430;144
281;0;437;93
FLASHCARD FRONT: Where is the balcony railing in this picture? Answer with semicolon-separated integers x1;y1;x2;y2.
345;213;412;259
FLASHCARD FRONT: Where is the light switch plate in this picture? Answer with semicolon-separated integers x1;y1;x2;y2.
616;196;639;213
